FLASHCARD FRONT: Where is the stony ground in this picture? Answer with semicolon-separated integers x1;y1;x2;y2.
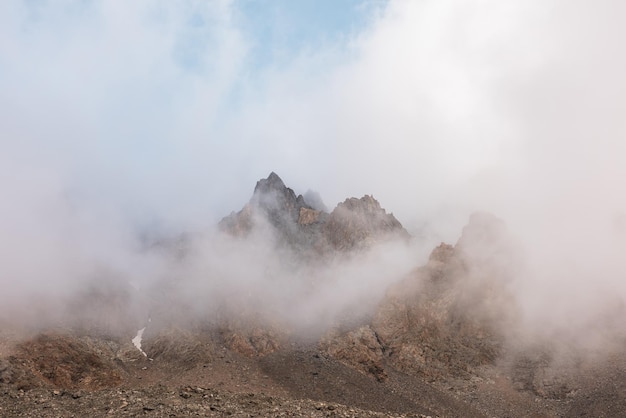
0;385;431;418
2;327;626;417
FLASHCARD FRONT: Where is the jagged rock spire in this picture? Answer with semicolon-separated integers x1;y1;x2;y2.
220;172;409;254
254;172;286;194
250;172;312;226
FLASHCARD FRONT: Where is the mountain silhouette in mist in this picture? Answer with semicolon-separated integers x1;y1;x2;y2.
219;172;409;253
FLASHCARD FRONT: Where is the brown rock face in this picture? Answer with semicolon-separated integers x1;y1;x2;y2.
324;195;409;251
142;328;213;369
298;207;321;225
321;326;387;382
219;204;255;237
214;306;288;358
223;328;282;357
7;333;124;390
323;213;515;382
374;214;517;378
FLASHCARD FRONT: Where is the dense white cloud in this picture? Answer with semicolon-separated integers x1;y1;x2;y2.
1;0;626;338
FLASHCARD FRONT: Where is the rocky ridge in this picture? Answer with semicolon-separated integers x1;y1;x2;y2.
219;172;408;255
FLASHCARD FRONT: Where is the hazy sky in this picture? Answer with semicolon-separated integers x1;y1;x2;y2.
2;1;626;320
1;0;385;230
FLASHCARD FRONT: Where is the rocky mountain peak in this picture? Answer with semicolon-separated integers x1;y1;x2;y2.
336;195;381;213
250;172;312;226
220;173;409;253
323;195;408;250
253;171;287;195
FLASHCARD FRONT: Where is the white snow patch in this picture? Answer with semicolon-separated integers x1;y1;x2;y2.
132;327;147;357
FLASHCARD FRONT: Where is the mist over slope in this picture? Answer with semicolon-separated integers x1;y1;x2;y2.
0;173;414;335
1;170;624;361
138;172;416;335
2;0;625;351
2;172;626;416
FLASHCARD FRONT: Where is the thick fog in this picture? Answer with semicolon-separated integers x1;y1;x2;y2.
1;1;626;348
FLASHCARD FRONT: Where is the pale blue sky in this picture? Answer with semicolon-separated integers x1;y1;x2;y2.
235;0;380;67
0;0;390;228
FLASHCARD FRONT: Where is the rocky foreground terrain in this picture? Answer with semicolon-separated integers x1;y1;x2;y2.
2;173;626;417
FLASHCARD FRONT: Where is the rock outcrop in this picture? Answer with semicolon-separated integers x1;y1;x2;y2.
324;213;516;382
220;172;409;255
324;195;408;251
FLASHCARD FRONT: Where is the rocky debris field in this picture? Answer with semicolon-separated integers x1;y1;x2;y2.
3;327;626;417
0;385;433;418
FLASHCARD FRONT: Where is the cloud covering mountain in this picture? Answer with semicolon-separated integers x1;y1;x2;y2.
1;0;626;346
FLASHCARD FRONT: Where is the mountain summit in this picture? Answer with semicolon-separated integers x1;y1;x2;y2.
219;172;408;253
251;172;314;227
